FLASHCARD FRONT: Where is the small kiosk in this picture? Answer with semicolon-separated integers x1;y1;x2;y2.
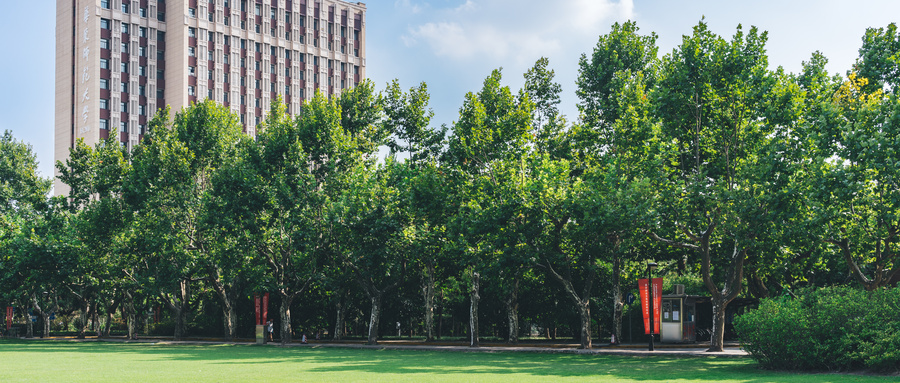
660;285;698;343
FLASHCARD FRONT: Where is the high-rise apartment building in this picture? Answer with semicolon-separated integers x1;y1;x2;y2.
55;0;366;193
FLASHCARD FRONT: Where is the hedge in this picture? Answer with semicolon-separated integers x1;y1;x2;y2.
734;286;900;372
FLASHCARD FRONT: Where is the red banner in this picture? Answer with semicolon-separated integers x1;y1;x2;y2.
262;293;269;324
5;307;12;330
254;294;261;325
639;278;663;334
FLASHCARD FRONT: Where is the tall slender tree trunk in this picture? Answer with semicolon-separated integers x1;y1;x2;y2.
469;271;480;347
124;293;137;340
422;261;436;342
77;300;92;339
207;267;239;341
163;279;191;340
279;294;295;345
504;275;520;344
92;306;102;337
366;292;384;345
25;307;33;338
577;302;592;349
332;288;349;341
611;256;623;344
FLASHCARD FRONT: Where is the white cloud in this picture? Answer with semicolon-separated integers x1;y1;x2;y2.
402;0;634;64
394;0;423;14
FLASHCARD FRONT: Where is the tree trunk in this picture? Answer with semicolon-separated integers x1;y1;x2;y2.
92;305;102;337
421;261;436;342
578;302;592;349
504;275;519;344
25;309;33;338
611;256;623;344
709;299;728;352
469;271;480;347
124;293;137;340
366;292;383;345
207;267;239;341
280;294;294;345
77;300;92;339
162;279;191;340
332;289;349;341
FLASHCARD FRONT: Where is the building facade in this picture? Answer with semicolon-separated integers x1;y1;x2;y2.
55;0;367;194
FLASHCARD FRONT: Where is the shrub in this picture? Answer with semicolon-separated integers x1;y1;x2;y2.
734;286;900;372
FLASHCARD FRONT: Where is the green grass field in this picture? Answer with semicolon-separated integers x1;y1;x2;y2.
0;339;894;382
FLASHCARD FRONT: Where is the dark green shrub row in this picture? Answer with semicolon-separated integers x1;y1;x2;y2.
734;286;900;372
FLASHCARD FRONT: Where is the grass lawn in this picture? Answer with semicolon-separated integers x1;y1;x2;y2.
0;339;894;382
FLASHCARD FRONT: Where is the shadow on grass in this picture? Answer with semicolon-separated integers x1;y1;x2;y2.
0;339;891;382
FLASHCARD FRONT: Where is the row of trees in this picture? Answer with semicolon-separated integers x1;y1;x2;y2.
2;20;898;351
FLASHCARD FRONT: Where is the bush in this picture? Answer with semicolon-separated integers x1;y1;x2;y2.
734;286;900;372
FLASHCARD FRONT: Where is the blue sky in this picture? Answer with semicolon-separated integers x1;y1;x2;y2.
2;0;899;181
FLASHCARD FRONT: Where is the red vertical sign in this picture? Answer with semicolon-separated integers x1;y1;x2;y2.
5;307;12;330
254;294;261;325
638;278;663;334
262;293;269;324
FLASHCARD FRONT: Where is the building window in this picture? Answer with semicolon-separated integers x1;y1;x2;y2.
120;102;128;113
140;7;147;17
189;8;196;17
122;24;129;35
139;66;146;77
100;119;109;129
209;12;214;22
140;27;147;38
101;18;111;30
100;59;109;69
189;47;195;57
224;16;229;26
189;66;195;76
121;2;129;13
208;31;215;42
189;28;196;38
100;79;109;89
188;86;195;96
158;31;165;41
255;4;261;16
139;47;146;57
121;42;129;54
121;62;128;73
100;99;109;109
100;39;109;50
157;88;164;99
158;11;165;21
139;105;146;116
120;82;128;92
121;121;128;133
139;85;145;96
101;0;110;9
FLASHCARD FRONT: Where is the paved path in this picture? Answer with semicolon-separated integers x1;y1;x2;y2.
12;336;749;357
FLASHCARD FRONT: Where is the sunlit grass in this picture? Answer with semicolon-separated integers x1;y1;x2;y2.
0;339;894;382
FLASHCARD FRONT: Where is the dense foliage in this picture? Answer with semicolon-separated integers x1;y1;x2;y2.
1;19;898;365
735;287;900;371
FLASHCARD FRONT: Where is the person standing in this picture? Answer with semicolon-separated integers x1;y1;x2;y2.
266;320;273;342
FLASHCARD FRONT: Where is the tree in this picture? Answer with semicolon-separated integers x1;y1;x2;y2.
647;21;799;352
444;69;533;346
810;72;900;290
855;23;900;94
574;22;660;345
576;21;658;134
124;102;243;339
0;131;52;338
